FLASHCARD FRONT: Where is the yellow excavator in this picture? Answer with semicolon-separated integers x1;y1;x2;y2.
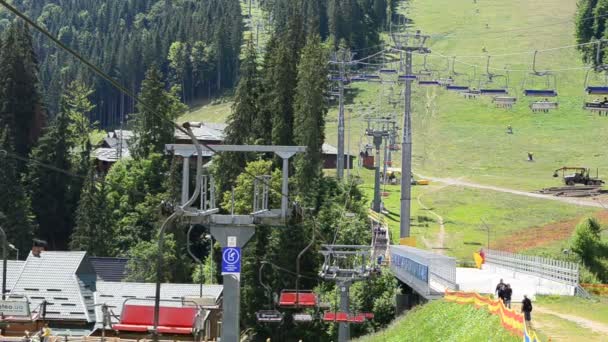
552;167;604;186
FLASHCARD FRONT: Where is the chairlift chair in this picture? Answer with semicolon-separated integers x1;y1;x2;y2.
447;59;474;92
379;69;398;74
584;53;608;115
398;75;417;82
523;51;559;112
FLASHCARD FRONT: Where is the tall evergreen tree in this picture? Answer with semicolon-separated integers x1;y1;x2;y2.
0;126;35;254
24;99;73;250
131;65;185;159
215;41;262;195
293;34;329;203
0;22;45;163
70;167;111;256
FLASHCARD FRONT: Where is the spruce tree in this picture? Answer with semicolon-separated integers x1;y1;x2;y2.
293;34;329;203
0;22;45;163
0;126;35;254
215;41;261;195
131;65;185;159
70;167;111;256
24;100;73;250
264;19;303;147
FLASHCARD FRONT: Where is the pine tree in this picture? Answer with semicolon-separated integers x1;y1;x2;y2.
0;22;45;163
131;65;185;159
0;126;35;254
70;167;111;256
293;34;329;203
264;17;304;147
215;41;262;195
24;101;73;250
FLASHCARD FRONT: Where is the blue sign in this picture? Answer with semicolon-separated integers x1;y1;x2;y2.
221;247;241;274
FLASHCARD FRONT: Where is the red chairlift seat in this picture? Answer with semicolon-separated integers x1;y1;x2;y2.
348;314;366;324
278;290;317;308
113;304;198;335
322;312;351;323
363;312;375;320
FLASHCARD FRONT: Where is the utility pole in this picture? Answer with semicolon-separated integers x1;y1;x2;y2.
391;30;430;241
332;48;355;180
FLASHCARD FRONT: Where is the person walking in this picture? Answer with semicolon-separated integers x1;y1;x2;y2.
522;295;533;325
495;279;506;296
503;284;513;308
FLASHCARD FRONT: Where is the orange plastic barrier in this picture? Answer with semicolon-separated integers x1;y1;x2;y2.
581;283;608;296
444;290;524;337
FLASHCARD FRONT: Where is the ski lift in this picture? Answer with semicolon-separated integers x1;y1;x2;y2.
523;51;558;111
447;85;470;92
380;68;398;74
277;219;319;322
447;59;474;92
398;75;417;82
363;74;381;81
329;75;345;82
493;96;516;109
256;262;285;324
478;56;509;95
418;79;440;86
351;76;366;82
584;40;608;115
322;312;371;324
389;144;400;151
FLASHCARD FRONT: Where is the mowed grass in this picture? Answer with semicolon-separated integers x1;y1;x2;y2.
536;295;608;326
533;311;606;341
184;0;602;260
353;300;519;342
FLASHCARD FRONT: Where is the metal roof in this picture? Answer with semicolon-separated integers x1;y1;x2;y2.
93;147;130;162
174;122;226;142
93;282;223;325
89;257;128;282
8;252;96;322
321;143;356;157
0;260;25;290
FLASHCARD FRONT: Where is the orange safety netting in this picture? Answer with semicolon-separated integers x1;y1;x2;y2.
444;290;524;337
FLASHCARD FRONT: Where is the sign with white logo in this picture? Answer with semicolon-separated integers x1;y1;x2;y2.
221;247;241;275
0;300;30;316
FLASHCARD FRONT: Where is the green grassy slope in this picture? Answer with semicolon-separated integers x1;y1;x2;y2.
181;0;601;260
353;300;519;342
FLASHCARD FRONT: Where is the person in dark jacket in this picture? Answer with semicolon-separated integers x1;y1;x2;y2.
522;295;533;323
503;284;513;308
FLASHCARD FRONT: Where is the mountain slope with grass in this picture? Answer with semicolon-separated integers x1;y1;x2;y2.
182;0;605;261
353;300;519;342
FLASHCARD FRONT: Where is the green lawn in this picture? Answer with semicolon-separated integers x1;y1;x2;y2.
354;164;595;261
534;311;605;341
354;300;519;342
536;295;608;326
183;0;604;260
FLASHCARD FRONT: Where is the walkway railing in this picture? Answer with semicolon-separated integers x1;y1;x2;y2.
484;249;579;286
390;245;458;298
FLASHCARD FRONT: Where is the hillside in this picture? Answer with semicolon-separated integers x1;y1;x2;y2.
183;0;603;260
353;300;519;342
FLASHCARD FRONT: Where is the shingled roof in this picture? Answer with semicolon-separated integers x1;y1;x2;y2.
9;251;97;322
